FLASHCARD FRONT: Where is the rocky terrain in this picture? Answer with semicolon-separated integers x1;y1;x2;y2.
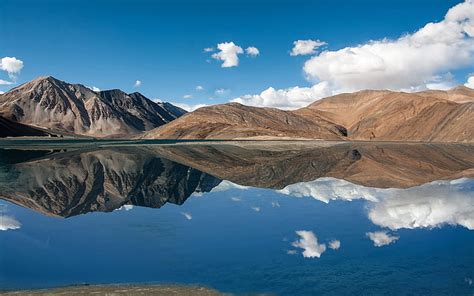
1;142;472;217
144;86;474;142
0;76;186;138
143;102;347;140
0;147;220;217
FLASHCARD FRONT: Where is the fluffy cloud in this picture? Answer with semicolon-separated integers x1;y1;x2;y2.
279;177;379;203
232;82;333;109
232;0;474;108
290;39;326;56
291;230;327;258
366;231;399;247
134;80;142;87
0;57;24;76
368;179;474;230
303;0;474;92
246;46;260;57
465;75;474;88
328;240;341;250
183;94;193;99
212;42;244;68
0;215;21;231
171;102;208;112
196;85;204;91
0;79;14;85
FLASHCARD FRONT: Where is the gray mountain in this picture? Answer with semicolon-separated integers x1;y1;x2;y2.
0;76;186;137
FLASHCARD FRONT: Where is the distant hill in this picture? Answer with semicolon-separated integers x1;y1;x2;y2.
0;76;186;138
144;86;474;142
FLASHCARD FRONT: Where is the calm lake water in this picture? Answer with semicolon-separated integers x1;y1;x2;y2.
0;141;473;295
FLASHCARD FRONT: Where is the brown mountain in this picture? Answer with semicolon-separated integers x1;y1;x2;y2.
301;86;474;142
143;102;347;140
0;76;186;138
148;142;474;189
144;87;474;142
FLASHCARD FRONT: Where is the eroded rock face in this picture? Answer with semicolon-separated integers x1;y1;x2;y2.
144;87;474;142
0;76;186;138
0;147;221;217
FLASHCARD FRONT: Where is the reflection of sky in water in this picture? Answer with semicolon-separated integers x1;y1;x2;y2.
1;178;473;295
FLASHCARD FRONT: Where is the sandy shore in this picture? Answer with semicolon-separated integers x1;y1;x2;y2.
1;284;224;295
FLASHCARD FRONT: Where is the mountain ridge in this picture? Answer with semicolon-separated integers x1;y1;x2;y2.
0;76;186;138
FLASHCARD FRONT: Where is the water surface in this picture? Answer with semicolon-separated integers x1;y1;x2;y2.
0;141;473;295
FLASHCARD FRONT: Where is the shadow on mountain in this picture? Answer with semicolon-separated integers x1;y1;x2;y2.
0;142;473;218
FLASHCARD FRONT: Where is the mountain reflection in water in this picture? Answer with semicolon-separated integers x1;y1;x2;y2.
0;142;473;295
0;142;473;217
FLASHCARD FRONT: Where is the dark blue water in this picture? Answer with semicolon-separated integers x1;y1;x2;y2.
0;144;473;295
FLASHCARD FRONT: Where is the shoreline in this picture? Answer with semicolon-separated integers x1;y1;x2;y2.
0;284;224;295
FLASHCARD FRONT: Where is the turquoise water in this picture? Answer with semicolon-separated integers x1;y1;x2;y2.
0;143;473;295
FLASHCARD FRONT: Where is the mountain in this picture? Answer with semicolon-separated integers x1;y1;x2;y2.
0;147;221;217
144;87;474;142
0;115;55;137
301;87;474;142
1;142;472;217
143;102;347;140
0;76;186;137
148;142;474;189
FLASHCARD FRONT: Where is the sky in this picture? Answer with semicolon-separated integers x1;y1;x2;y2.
1;0;473;110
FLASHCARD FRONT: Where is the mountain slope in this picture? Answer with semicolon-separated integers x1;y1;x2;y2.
143;87;473;142
143;102;347;140
0;115;54;137
0;76;186;137
301;88;474;142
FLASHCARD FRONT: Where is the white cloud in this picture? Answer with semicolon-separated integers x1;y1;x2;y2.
0;215;21;231
231;1;474;109
196;85;204;91
328;240;341;250
251;206;261;212
292;230;327;258
245;46;260;57
183;94;193;99
0;79;14;85
0;57;24;76
465;75;474;88
0;91;4;94
367;179;474;230
366;231;399;247
230;197;242;202
303;0;474;92
211;42;244;68
134;80;142;87
211;180;249;192
181;212;193;220
290;39;327;56
92;86;101;92
203;47;214;53
214;88;230;96
232;82;333;110
279;177;379;203
171;102;208;112
115;205;134;211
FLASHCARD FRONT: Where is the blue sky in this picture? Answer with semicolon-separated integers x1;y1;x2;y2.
1;0;473;109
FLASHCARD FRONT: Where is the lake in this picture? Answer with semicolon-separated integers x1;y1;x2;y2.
0;141;473;295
